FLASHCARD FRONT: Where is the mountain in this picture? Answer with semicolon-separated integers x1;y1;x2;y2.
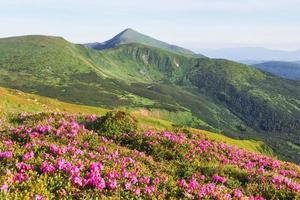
199;47;300;61
0;34;300;163
253;61;300;80
86;28;205;57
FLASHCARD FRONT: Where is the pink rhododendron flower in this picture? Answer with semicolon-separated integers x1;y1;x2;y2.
124;182;132;190
22;151;34;161
49;144;62;155
134;188;141;196
85;114;97;122
153;177;160;185
0;183;8;192
33;194;44;200
16;162;34;172
71;176;83;187
233;189;243;198
3;140;13;146
144;186;155;195
40;161;56;174
0;151;13;159
178;179;187;188
13;173;28;183
36;124;52;133
55;158;67;170
107;179;117;190
95;178;106;191
249;196;265;200
139;176;150;185
188;178;199;190
212;175;226;183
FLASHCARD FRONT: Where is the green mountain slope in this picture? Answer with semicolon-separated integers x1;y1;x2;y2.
253;61;300;80
0;35;299;163
86;28;205;57
0;85;270;154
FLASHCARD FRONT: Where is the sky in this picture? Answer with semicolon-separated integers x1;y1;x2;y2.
1;0;300;51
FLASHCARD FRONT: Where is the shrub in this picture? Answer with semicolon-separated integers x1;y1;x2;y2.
87;111;138;137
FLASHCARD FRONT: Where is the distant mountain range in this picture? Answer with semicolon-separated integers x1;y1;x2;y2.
86;28;205;58
0;29;300;163
199;47;300;62
198;47;300;80
253;61;300;80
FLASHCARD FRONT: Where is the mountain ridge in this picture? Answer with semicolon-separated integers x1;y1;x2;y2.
252;61;300;80
86;28;205;57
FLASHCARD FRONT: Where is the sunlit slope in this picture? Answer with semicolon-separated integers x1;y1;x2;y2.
0;87;107;116
0;86;269;155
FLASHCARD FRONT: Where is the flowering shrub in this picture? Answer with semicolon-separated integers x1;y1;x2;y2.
0;112;299;199
86;111;138;137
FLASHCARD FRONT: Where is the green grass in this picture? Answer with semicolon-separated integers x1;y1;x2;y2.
0;86;269;155
0;87;108;117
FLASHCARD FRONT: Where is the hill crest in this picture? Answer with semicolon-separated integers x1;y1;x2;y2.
86;28;205;57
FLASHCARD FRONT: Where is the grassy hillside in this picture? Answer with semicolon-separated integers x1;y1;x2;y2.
0;87;107;117
253;61;300;80
0;86;269;155
0;112;299;199
0;35;299;163
96;45;300;163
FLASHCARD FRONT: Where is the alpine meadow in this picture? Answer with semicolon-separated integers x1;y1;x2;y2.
0;1;300;199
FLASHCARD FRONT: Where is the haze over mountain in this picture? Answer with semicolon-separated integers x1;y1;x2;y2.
0;30;300;163
199;47;300;62
86;28;205;57
253;61;300;80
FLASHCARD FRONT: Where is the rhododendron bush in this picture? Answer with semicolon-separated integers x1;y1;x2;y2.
0;112;299;199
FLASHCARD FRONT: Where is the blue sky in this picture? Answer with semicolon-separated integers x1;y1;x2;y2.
1;0;300;51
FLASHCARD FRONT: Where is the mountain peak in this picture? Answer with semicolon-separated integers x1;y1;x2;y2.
86;29;204;57
122;28;136;33
115;28;141;40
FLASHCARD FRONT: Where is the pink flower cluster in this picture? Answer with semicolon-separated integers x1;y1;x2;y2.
1;113;299;199
124;129;300;197
35;153;161;197
11;117;85;141
84;114;97;122
55;118;82;138
35;124;52;133
271;175;300;194
0;151;13;159
178;175;265;199
23;151;34;161
212;175;226;184
144;130;186;145
40;161;56;174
